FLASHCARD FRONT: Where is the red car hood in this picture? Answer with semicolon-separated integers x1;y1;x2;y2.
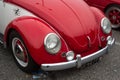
7;0;99;54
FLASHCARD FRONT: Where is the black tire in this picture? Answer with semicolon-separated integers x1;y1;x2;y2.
105;4;120;28
8;30;39;73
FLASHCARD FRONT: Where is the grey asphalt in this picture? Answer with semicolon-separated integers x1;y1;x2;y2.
0;30;120;80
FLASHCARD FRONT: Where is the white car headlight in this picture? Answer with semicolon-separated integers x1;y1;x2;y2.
101;17;112;34
44;33;61;54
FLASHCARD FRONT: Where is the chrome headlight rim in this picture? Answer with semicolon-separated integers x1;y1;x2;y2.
44;33;61;54
101;17;112;34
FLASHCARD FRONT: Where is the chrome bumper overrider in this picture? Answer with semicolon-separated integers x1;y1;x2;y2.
41;37;115;71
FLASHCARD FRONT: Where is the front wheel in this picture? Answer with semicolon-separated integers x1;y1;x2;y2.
9;31;39;73
105;5;120;28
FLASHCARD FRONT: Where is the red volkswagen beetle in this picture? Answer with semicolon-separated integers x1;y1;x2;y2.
84;0;120;28
0;0;114;73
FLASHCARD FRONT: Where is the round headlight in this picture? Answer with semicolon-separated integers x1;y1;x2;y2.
44;33;61;54
101;17;112;34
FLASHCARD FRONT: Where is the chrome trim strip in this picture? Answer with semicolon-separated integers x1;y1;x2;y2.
87;36;91;48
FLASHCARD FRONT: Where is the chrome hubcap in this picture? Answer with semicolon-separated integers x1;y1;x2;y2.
12;38;28;67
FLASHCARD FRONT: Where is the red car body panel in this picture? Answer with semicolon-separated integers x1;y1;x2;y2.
2;0;111;65
4;16;71;64
85;0;120;11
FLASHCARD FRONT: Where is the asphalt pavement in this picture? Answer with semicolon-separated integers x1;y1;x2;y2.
0;30;120;80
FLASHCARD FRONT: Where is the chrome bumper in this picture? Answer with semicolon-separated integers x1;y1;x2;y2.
41;37;115;71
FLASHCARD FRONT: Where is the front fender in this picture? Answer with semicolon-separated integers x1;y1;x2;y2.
4;16;69;65
90;7;112;48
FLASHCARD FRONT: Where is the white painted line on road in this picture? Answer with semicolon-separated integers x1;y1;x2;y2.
115;41;120;46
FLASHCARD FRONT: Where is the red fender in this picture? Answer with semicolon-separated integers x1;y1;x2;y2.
90;7;112;47
4;16;69;65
